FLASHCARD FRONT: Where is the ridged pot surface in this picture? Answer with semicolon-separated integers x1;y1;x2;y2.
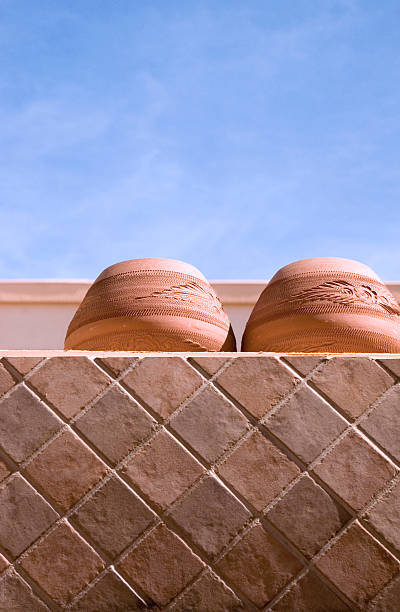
65;258;236;351
242;257;400;353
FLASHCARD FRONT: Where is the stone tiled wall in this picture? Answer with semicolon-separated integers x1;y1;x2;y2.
0;353;400;611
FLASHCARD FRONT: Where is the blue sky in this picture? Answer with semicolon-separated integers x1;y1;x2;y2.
0;0;399;280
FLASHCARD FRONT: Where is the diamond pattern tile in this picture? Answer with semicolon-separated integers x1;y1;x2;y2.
20;521;105;606
310;357;393;421
315;522;399;607
75;386;155;464
25;430;108;511
122;357;202;419
0;385;62;464
170;571;244;611
70;570;145;611
265;385;347;464
0;363;16;398
169;475;251;558
29;357;110;418
170;385;249;463
0;571;49;612
216;356;300;419
217;431;300;510
0;353;399;611
272;571;352;611
122;430;204;510
361;385;400;462
71;476;155;558
312;431;397;511
0;475;58;559
117;523;204;606
364;481;400;553
216;523;303;607
267;475;350;559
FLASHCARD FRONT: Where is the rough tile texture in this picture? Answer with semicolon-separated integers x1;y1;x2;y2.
122;356;202;419
76;386;155;464
364;481;400;553
20;521;105;606
0;475;58;558
266;475;351;558
0;385;62;464
316;522;399;607
0;352;399;611
216;356;300;419
170;386;249;462
216;523;303;607
29;357;109;418
122;429;204;510
71;476;154;558
169;475;251;558
265;385;347;463
310;357;393;421
361;385;400;461
313;431;397;510
117;524;203;606
218;431;300;510
25;430;108;511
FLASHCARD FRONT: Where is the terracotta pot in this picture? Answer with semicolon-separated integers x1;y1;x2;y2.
64;258;236;351
242;257;400;353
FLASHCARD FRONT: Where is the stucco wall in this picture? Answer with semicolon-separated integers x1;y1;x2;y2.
0;352;399;610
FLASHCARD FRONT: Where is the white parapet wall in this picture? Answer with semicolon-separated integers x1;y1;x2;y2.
0;280;399;349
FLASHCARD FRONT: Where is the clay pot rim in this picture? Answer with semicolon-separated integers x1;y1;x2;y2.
270;257;381;284
95;258;207;284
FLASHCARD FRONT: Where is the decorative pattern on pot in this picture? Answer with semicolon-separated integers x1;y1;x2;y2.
64;258;236;351
242;257;400;353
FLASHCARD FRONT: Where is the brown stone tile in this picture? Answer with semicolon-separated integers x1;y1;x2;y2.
379;358;400;379
0;386;62;464
267;475;350;559
311;358;393;421
20;521;105;606
313;431;397;511
122;430;204;510
122;357;202;419
71;570;146;611
361;386;400;462
0;362;15;397
0;554;8;574
316;522;399;607
216;357;299;419
0;459;10;482
0;571;48;611
0;475;58;558
29;357;109;418
76;386;155;464
218;431;300;510
272;571;352;611
117;523;203;606
71;476;154;558
266;386;347;464
171;571;244;611
5;357;43;376
216;523;303;607
97;357;137;377
369;575;400;611
364;481;400;553
25;430;108;511
170;386;249;463
190;356;228;376
284;355;323;376
169;475;251;558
